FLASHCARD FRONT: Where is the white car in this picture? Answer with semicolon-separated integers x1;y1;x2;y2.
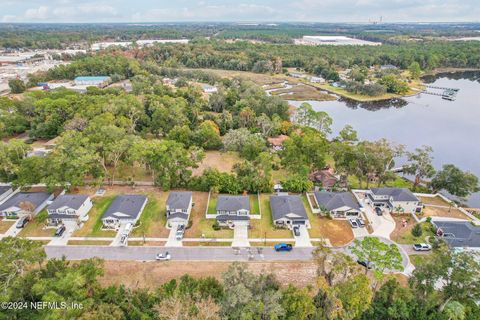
349;219;359;228
156;252;171;261
413;243;432;251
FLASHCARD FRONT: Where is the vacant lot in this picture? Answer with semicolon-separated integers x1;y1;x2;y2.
422;206;470;220
303;196;354;246
184;192;233;238
391;215;434;244
73;196;116;237
192;151;241;176
100;261;317;289
131;192;170;238
0;219;15;233
18;210;56;237
418;195;451;206
249;194;293;239
271;84;336;101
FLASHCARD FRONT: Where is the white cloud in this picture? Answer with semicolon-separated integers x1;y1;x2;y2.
24;6;49;20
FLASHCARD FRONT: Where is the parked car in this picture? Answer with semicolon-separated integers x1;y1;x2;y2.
349;219;359;228
293;226;300;236
274;243;293;252
375;207;383;216
120;234;128;245
15;216;30;229
357;259;373;269
413;243;432;251
54;225;66;237
124;222;133;235
175;224;185;240
156;252;171;261
356;218;365;228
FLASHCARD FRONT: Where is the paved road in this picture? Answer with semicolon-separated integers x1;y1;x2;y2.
44;245;316;261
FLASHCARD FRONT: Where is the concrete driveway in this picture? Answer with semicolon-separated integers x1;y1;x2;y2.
2;219;21;238
294;225;312;247
48;221;78;246
352;225;369;238
232;221;250;247
165;223;183;247
360;200;396;239
110;223;128;247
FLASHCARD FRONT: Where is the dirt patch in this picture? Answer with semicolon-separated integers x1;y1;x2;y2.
192;151;241;176
418;196;450;206
390;215;416;242
422;206;470;220
0;220;15;233
100;261;317;290
315;219;354;246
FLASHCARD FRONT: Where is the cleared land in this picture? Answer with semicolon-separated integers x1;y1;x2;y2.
192;150;242;176
391;215;434;244
17;210;56;237
303;196;354;246
422;206;470;220
0;219;15;233
249;194;293;239
100;261;317;289
418;195;451;206
184;192;233;238
270;84;336;101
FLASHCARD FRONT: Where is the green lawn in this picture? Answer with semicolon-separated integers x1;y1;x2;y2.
250;194;260;215
347;175;429;193
249;194;293;239
73;196;116;237
409;253;435;267
207;194;218;214
18;210;56;237
131;192;170;237
394;222;434;245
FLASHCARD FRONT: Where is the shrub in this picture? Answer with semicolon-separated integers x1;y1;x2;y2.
212;221;221;231
411;223;423;237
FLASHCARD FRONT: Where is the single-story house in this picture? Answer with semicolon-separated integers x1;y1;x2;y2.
432;220;480;248
270;194;310;229
47;194;93;226
366;187;422;214
0;184;14;203
313;191;361;219
380;64;398;71
215;195;250;227
101;195;148;229
309;167;341;190
267;135;289;151
166;191;193;227
0;192;53;218
74;76;111;88
201;84;218;93
309;76;325;83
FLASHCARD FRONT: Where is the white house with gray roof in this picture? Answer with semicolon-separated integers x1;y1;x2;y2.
166;191;193;227
314;191;361;219
215;195;250;227
47;194;93;226
0;184;14;203
101;195;148;229
270;194;310;229
0;192;53;218
432;220;480;249
366;187;422;214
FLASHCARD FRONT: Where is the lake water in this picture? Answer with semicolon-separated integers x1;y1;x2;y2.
289;71;480;206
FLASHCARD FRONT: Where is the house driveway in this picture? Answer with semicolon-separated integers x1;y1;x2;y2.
48;221;78;246
231;221;250;247
110;223;128;247
360;199;396;239
1;220;21;238
165;222;183;247
352;225;369;238
294;225;312;247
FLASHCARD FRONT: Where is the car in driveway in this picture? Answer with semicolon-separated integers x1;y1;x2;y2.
375;207;383;216
120;234;128;245
413;243;432;251
274;243;293;252
348;219;359;228
356;218;365;228
15;216;30;228
293;226;300;236
54;225;66;237
357;259;373;269
175;224;185;240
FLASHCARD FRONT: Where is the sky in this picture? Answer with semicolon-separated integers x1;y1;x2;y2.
1;0;479;23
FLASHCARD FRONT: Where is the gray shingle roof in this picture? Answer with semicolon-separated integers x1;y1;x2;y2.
48;194;89;210
0;185;12;195
102;195;147;221
314;192;360;211
433;221;480;248
370;187;419;202
168;212;189;220
167;192;192;210
216;195;250;212
0;192;52;212
270;195;308;221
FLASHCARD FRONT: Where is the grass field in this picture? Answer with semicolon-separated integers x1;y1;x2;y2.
422;206;470;220
249;194;293;239
192;151;242;176
131;192;170;238
270;84;336;101
68;240;112;246
73;196;116;237
0;219;15;234
418;196;450;206
17;210;56;237
392;219;434;245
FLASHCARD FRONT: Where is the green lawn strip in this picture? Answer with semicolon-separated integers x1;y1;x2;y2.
394;222;434;245
409;253;435;267
68;240;112;246
74;196;116;237
302;195;322;238
250;194;260;215
207;194;218;214
131;193;168;237
183;241;232;246
249;194;292;239
18;210;55;237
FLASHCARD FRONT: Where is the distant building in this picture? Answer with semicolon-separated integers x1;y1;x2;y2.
201;84;218;93
289;72;306;78
74;76;111;88
380;64;398;70
309;76;325;83
267;135;289;151
309;167;342;190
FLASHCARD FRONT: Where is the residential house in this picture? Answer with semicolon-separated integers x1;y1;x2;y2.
0;192;53;218
270;194;310;229
366;187;422;214
313;191;361;219
432;220;480;249
309;167;341;190
101;195;148;229
201;84;218;93
47;194;93;226
267;135;289;151
0;184;14;203
74;76;111;88
166;191;193;227
215;195;250;227
289;72;306;78
309;76;325;83
380;64;398;71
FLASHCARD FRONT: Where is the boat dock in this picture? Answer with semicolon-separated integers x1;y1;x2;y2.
422;85;459;101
